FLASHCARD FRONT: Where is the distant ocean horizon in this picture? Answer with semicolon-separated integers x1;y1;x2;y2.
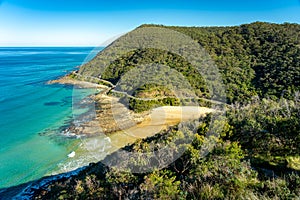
0;47;102;188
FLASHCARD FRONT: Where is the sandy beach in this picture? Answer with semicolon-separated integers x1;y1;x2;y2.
53;103;214;174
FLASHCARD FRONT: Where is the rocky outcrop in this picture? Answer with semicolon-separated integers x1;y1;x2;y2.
64;94;147;136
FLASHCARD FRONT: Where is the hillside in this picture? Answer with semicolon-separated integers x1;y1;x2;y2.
5;22;300;199
79;22;300;104
28;98;300;199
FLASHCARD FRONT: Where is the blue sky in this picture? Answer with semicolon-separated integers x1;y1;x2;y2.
0;0;300;46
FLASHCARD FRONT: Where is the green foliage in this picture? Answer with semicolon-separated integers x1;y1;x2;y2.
166;22;300;101
133;83;176;98
69;73;76;79
80;22;300;104
256;173;300;199
32;105;300;199
187;142;259;199
128;97;180;113
140;170;181;199
102;49;208;97
226;97;300;170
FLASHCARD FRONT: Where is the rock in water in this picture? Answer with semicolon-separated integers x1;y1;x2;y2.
68;151;76;158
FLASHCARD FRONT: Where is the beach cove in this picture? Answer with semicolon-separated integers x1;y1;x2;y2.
49;76;214;175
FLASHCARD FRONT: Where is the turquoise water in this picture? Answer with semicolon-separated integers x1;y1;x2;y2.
0;47;101;188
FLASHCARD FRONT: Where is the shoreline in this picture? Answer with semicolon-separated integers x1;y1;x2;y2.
2;105;214;198
47;75;109;89
51;102;214;174
48;74;215;141
49;75;215;138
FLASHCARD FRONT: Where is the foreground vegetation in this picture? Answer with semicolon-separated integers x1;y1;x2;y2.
32;97;299;199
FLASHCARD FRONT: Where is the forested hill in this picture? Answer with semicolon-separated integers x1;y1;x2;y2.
79;22;300;103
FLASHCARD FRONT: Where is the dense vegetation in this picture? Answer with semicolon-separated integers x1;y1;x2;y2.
80;22;300;104
22;22;300;199
32;97;299;199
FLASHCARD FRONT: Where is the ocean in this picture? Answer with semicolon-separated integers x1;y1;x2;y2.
0;47;102;189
